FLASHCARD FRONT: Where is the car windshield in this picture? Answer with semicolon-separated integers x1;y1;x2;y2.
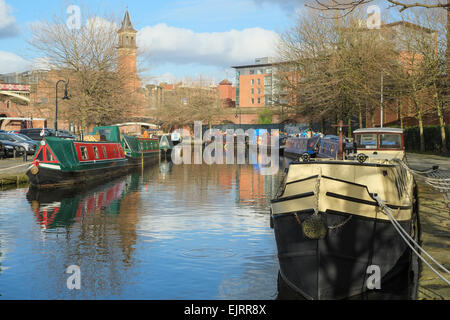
8;134;28;142
0;133;15;141
16;133;34;141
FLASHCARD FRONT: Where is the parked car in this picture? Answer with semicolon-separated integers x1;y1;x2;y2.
0;138;26;158
15;132;37;143
55;130;78;140
18;128;56;141
2;133;38;155
0;141;5;158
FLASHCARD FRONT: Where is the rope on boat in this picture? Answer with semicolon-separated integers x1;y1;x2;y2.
373;195;450;286
392;158;450;192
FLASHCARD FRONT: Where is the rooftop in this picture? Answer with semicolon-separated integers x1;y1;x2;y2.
119;8;136;33
354;127;403;133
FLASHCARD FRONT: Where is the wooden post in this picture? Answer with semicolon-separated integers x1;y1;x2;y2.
331;120;348;160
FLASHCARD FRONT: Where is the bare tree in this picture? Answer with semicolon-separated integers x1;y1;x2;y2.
309;0;449;12
154;81;222;132
28;11;142;132
276;8;397;133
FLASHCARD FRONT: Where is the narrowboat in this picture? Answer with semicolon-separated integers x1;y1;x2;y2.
92;126;160;166
159;135;173;158
26;130;128;188
284;136;323;160
270;127;420;300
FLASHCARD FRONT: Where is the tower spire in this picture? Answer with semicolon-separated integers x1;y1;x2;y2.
119;7;136;32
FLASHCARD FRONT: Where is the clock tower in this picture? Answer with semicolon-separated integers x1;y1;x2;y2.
118;8;140;91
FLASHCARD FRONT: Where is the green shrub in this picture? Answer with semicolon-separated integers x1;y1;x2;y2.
257;109;272;124
404;125;450;153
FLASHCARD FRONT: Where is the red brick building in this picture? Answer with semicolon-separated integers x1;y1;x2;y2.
0;9;147;132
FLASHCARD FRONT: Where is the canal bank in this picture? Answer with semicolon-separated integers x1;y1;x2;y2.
0;158;31;188
404;153;450;299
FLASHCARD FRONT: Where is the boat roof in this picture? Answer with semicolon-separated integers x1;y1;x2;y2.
354;127;403;134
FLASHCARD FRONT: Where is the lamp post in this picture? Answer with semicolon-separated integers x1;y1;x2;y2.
380;72;383;128
55;80;69;135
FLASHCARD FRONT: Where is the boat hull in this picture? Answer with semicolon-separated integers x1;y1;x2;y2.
26;160;129;189
125;151;160;167
271;161;417;300
273;209;415;300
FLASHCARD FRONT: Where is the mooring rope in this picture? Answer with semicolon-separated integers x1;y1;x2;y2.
391;158;450;192
373;195;450;285
0;162;30;172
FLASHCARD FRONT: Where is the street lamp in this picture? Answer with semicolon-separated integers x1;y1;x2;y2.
55;79;69;135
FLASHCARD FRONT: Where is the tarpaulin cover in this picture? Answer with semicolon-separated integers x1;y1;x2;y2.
159;135;172;150
122;135;140;152
92;126;121;142
44;137;79;170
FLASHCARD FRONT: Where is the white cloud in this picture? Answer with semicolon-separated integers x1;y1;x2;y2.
0;0;19;38
0;51;31;74
145;72;178;85
137;23;279;67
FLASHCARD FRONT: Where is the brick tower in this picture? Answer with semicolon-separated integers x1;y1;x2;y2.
118;8;141;91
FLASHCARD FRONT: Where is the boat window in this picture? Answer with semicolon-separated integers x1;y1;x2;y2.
47;149;55;162
113;146;118;157
102;146;107;158
355;134;377;149
80;146;89;160
93;146;100;159
35;149;44;161
379;134;402;149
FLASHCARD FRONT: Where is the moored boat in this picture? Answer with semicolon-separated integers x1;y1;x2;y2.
270;126;419;299
26;132;128;188
159;135;173;158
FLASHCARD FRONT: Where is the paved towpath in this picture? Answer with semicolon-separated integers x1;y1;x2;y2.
405;153;450;299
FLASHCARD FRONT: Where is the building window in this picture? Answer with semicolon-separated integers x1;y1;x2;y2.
257;88;261;94
257;79;261;85
257;98;261;104
251;88;254;94
251;79;254;85
251;98;255;104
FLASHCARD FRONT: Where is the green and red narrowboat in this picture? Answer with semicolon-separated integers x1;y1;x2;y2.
27;127;128;188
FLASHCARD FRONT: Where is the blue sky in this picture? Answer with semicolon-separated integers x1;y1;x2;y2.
0;0;398;85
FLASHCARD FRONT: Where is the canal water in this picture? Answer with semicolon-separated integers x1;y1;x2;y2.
0;156;418;299
0;159;285;299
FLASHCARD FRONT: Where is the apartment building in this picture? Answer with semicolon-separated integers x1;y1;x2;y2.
232;57;277;108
